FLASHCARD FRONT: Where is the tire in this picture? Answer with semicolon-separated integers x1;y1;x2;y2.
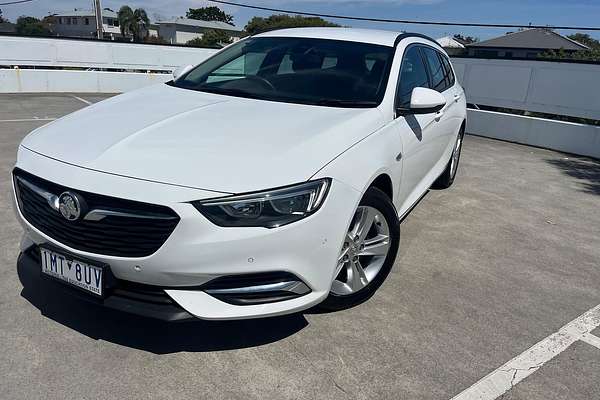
319;187;400;311
432;126;465;190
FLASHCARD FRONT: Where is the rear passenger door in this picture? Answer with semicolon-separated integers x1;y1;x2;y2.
420;47;461;162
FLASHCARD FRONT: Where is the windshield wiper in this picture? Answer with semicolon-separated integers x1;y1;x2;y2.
313;99;379;108
177;84;379;108
195;86;265;100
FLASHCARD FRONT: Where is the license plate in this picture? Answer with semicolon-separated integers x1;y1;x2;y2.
40;248;103;297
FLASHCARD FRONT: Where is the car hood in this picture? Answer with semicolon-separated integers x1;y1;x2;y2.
21;84;385;194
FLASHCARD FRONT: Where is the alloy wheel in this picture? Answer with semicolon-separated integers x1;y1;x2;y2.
331;206;391;295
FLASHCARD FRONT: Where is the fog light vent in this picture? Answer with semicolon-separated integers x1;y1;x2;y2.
202;272;311;306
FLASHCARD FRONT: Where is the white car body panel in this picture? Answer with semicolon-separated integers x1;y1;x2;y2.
21;84;385;194
256;27;401;47
12;160;361;319
317;37;466;217
13;28;467;320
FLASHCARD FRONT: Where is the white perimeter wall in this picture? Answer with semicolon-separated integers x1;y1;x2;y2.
0;35;216;71
451;57;600;121
0;35;217;94
468;109;600;159
452;57;600;158
0;69;172;93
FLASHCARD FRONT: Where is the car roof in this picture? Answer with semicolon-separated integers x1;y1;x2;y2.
255;28;404;47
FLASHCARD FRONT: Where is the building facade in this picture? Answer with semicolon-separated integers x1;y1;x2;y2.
46;11;242;45
466;28;588;59
49;9;121;39
156;18;242;45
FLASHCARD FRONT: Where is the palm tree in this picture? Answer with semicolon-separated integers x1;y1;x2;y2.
117;6;149;42
117;6;133;37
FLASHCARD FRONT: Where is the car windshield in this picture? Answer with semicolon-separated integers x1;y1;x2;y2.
172;37;395;108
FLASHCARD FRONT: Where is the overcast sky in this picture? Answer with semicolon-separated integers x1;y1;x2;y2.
1;0;599;40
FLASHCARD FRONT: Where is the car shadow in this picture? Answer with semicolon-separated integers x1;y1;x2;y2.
546;156;600;196
17;259;308;354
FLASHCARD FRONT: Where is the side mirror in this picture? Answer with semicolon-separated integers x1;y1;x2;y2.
172;64;194;81
398;87;446;115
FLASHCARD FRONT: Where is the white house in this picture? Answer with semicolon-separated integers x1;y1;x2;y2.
49;9;122;39
466;28;588;59
156;18;243;45
46;10;243;45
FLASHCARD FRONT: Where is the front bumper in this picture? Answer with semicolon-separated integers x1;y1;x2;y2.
18;246;195;322
13;148;362;320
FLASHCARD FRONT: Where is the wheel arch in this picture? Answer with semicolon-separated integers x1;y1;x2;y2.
369;173;394;202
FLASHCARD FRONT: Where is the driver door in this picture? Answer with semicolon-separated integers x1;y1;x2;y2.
392;45;443;215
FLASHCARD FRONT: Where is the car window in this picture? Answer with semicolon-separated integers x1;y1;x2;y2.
421;47;448;92
175;37;394;108
396;46;430;109
439;53;456;88
207;52;267;84
277;54;294;74
322;56;338;69
277;54;337;75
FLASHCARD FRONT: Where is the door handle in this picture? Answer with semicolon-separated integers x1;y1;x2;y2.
453;94;462;102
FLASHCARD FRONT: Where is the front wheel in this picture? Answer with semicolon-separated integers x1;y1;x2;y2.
319;187;400;311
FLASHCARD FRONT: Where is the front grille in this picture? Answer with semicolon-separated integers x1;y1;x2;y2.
13;168;180;257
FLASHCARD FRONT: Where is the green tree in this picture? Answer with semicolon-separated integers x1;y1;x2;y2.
453;34;478;44
572;49;600;62
567;33;600;50
540;33;600;62
144;34;168;45
539;38;600;62
244;14;340;36
16;16;51;36
117;6;132;36
539;48;568;60
186;29;232;48
186;6;233;24
117;6;150;42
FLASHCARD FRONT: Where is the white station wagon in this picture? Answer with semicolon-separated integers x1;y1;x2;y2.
13;28;467;320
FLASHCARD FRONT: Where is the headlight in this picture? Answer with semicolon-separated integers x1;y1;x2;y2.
192;179;331;228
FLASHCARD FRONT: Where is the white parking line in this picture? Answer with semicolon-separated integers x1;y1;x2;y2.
71;95;93;105
451;304;600;400
580;333;600;350
0;118;56;123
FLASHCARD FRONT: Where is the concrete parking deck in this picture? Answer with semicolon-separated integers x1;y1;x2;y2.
1;94;599;400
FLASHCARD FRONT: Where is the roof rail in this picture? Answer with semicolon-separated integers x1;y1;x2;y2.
394;33;439;47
